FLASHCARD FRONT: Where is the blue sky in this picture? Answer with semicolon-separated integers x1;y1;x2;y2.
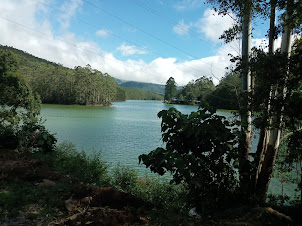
0;0;276;85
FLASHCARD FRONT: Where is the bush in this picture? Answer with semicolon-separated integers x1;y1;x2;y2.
139;103;239;210
111;164;138;191
110;165;187;209
18;121;57;153
133;176;187;209
43;142;110;186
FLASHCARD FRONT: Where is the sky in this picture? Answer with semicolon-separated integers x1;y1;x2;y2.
0;0;277;85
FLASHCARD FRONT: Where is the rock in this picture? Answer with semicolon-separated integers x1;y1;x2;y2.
189;207;201;219
65;199;79;212
80;196;92;204
39;179;56;186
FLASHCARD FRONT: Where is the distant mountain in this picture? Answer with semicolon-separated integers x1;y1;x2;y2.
114;78;127;85
119;81;165;95
119;86;163;100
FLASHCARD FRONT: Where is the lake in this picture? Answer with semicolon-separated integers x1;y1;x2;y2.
41;100;202;171
40;100;298;198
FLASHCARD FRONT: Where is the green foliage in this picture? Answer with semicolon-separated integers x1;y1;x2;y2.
206;73;240;110
0;181;73;219
0;50;40;121
176;76;216;104
139;103;239;209
164;77;177;102
248;42;302;145
228;34;302;203
171;75;239;110
274;130;302;202
0;49;56;153
36;142;187;210
18;121;57;153
0;46;118;106
110;165;186;209
0;45;163;104
206;0;302;205
132;176;186;209
118;86;163;100
111;164;138;190
43;142;110;185
72;66;117;105
119;81;165;95
114;86;126;101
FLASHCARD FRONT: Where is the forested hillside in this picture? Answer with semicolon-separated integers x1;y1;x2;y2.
119;81;165;95
118;86;163;100
0;45;163;105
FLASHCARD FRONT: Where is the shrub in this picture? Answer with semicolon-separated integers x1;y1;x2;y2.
18;121;57;153
111;164;138;191
139;103;239;210
45;142;110;186
133;175;187;209
110;165;187;209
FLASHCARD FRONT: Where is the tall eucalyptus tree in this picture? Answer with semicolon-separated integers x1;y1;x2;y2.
207;0;301;203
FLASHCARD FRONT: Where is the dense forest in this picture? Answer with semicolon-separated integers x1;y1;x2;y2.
0;45;163;105
118;86;163;100
165;73;240;110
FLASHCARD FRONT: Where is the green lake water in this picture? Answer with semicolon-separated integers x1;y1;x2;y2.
40;100;299;199
41;100;201;170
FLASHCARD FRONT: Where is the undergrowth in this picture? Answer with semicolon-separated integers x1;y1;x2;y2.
38;142;110;186
37;141;189;211
0;181;73;220
1;141;192;224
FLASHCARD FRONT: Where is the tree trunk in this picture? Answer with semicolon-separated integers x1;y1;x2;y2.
239;0;252;195
254;0;276;191
255;4;293;203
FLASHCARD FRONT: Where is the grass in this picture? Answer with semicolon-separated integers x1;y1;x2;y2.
2;141;301;225
0;141;191;224
0;181;72;219
35;141;111;186
110;164;187;209
44;142;188;211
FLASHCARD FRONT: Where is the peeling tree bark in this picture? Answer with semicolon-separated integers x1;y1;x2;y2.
254;0;276;191
239;0;252;195
255;3;293;203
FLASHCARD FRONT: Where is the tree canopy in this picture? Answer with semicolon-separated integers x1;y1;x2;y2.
164;77;177;102
0;49;56;152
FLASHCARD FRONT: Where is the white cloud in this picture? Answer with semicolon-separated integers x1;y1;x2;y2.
59;0;83;30
3;0;296;89
0;0;231;87
96;29;111;37
173;19;192;35
117;43;147;56
174;0;204;11
195;8;235;43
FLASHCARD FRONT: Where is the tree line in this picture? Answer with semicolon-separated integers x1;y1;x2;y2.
0;45;163;105
164;72;240;110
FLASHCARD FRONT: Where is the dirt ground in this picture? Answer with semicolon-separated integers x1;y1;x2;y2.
0;148;297;226
0;149;150;225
